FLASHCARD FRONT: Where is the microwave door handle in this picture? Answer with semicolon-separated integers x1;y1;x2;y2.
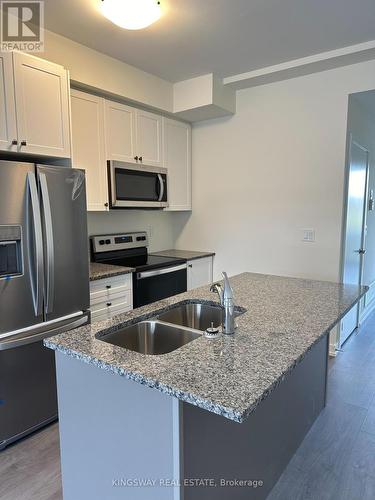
27;173;44;316
38;172;55;315
157;174;164;202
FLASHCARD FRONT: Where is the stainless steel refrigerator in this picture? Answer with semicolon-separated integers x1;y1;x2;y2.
0;161;89;450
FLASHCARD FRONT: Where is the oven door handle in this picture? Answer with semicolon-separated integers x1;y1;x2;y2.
157;174;164;202
137;263;187;280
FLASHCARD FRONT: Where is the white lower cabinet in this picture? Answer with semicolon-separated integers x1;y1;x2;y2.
90;274;133;322
187;257;213;291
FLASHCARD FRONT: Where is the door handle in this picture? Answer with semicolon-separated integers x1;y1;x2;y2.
157;174;164;202
355;249;366;254
0;315;88;351
27;173;44;317
39;172;55;315
137;263;187;280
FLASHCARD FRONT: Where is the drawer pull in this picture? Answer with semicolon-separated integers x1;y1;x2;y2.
106;285;111;289
106;302;112;307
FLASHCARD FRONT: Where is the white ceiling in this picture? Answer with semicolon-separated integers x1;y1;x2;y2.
44;0;375;83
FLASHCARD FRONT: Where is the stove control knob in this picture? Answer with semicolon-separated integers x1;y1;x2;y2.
105;239;111;244
99;240;105;245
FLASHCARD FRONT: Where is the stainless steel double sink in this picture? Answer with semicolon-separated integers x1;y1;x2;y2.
98;303;233;355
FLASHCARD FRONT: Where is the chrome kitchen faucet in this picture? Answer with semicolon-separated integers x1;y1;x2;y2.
210;272;236;335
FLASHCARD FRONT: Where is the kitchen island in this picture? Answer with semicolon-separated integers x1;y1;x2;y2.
45;273;366;500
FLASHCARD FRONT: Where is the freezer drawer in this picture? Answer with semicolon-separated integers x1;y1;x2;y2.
0;341;57;450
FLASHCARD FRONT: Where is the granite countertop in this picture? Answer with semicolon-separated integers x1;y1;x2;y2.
152;249;215;261
45;273;366;423
89;262;134;281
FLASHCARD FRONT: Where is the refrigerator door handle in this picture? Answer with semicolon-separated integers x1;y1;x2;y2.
38;172;55;315
27;172;44;316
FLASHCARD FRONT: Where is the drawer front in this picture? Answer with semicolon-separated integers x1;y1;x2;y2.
91;303;132;323
90;290;132;323
90;274;132;305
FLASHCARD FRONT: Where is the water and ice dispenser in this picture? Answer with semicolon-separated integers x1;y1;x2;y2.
0;226;22;279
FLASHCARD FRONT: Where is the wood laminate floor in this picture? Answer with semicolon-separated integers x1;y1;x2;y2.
1;312;375;500
0;421;62;500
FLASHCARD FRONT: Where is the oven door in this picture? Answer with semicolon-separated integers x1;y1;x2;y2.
109;161;168;208
133;264;187;308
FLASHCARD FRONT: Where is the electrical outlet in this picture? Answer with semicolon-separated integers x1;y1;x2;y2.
302;229;315;242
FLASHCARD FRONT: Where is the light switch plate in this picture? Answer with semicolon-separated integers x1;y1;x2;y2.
302;229;315;242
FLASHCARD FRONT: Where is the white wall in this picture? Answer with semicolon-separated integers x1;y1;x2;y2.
172;60;375;282
41;30;173;112
87;211;175;253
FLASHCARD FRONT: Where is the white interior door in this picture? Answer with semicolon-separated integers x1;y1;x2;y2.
13;52;71;157
0;52;17;152
71;90;108;211
341;139;369;345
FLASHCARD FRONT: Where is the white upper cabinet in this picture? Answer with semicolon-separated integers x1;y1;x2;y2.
136;109;163;167
0;53;17;152
70;90;108;212
163;118;192;211
13;52;71;157
105;102;163;167
104;100;137;163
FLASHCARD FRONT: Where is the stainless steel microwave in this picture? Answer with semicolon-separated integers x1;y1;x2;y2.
108;161;168;209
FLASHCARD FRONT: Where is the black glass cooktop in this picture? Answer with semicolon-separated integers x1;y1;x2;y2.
101;253;186;273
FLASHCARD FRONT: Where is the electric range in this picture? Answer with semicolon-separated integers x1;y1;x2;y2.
90;232;187;308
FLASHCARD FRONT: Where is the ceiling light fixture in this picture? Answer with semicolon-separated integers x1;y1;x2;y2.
100;0;162;30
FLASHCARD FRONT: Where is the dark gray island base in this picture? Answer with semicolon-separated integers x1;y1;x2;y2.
46;273;366;500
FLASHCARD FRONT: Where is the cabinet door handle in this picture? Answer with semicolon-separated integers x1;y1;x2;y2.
11;139;18;145
104;202;109;207
106;302;112;307
106;285;111;289
188;264;193;268
20;140;27;146
139;156;143;162
134;156;138;161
